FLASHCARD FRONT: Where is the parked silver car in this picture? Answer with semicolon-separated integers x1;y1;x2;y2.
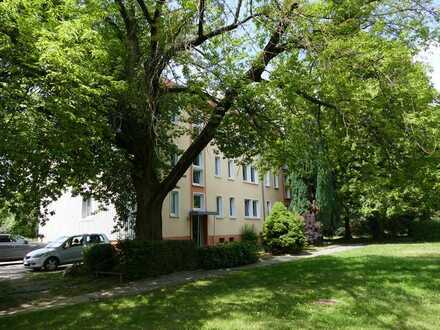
23;233;110;271
0;234;42;261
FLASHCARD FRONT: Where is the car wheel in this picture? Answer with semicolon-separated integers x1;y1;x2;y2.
44;257;59;271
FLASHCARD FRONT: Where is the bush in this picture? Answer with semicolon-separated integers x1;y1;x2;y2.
83;244;117;273
241;224;258;243
263;202;306;254
116;240;198;279
409;218;440;242
303;213;322;245
198;241;258;269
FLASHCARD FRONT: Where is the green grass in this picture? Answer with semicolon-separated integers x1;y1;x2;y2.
0;268;121;311
2;243;440;329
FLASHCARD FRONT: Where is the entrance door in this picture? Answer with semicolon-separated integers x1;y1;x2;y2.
192;215;207;247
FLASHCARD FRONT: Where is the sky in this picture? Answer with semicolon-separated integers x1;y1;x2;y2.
418;43;440;91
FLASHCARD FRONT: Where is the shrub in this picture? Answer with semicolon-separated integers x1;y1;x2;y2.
83;244;117;273
263;202;306;254
116;240;198;279
241;224;258;243
409;218;440;242
303;213;322;245
198;241;258;269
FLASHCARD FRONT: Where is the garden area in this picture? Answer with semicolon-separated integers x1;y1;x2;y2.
2;242;440;329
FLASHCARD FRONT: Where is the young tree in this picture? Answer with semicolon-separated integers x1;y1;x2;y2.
1;0;438;240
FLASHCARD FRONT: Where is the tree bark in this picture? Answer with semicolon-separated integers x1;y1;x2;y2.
133;180;165;240
344;216;352;240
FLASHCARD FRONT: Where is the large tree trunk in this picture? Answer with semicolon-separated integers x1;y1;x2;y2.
134;181;165;240
344;217;352;240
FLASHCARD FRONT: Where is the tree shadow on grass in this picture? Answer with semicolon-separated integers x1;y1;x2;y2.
2;252;440;330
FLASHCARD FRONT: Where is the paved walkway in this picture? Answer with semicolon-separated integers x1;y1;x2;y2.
0;244;364;316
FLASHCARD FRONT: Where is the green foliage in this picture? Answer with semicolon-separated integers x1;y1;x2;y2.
263;202;306;254
241;224;258;243
116;240;199;279
409;218;440;242
288;173;309;215
83;244;117;273
1;0;438;239
316;165;339;235
198;241;258;270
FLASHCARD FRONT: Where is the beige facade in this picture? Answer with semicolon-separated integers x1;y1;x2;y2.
40;127;287;245
161;141;285;246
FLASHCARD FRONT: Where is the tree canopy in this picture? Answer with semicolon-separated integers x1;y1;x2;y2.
1;0;439;239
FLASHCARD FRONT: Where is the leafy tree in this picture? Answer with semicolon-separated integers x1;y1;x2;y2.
1;0;438;239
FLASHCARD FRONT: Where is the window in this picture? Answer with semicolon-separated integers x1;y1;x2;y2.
242;165;258;184
229;197;236;218
193;193;205;210
227;160;235;179
265;172;271;187
81;197;92;218
244;199;260;218
274;174;279;189
86;234;105;244
216;196;223;218
214;156;221;176
266;201;272;215
193;153;203;167
170;191;179;217
0;235;11;243
192;153;204;185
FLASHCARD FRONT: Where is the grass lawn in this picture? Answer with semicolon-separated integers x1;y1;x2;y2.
2;243;440;330
0;267;121;311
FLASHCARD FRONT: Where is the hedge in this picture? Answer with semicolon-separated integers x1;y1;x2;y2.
83;244;117;273
198;241;258;270
116;240;199;279
409;218;440;242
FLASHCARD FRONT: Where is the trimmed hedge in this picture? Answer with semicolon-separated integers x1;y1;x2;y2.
116;240;199;279
83;243;117;273
198;241;258;270
409;218;440;242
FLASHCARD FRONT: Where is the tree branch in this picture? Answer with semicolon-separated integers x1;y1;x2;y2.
198;0;205;37
160;5;299;195
171;13;263;54
135;0;153;25
295;90;339;110
234;0;243;23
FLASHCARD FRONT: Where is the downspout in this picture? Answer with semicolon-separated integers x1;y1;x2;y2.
261;175;266;222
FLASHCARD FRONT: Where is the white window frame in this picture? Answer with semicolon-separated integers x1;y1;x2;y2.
227;160;235;179
242;165;258;184
264;172;271;187
170;191;179;217
192;153;204;186
215;196;224;219
193;193;205;210
274;173;279;189
244;198;260;219
229;197;236;219
81;197;92;218
214;156;221;177
266;200;272;215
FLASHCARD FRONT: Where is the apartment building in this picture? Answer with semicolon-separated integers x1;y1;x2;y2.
39;140;289;245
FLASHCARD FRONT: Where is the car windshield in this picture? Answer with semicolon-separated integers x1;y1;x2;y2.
46;236;68;248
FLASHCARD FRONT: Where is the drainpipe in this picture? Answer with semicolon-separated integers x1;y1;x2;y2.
261;176;266;222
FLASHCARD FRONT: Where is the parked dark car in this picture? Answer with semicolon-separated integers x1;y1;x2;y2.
0;234;43;261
